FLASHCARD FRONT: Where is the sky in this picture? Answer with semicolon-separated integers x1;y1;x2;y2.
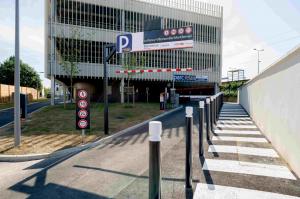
0;0;300;87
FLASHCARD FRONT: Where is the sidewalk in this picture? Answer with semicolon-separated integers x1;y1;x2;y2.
115;103;300;199
193;103;300;199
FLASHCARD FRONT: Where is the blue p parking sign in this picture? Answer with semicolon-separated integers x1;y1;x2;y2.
117;34;132;53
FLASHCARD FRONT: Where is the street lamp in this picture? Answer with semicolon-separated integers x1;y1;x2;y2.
253;48;264;75
14;0;21;147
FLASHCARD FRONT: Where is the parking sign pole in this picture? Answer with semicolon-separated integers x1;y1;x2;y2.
103;47;109;135
103;44;116;135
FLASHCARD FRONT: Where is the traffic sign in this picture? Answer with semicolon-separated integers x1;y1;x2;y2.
78;119;88;129
78;100;88;109
76;89;90;130
78;109;88;119
78;90;88;99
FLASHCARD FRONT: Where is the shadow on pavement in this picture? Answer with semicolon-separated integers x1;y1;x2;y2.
9;150;93;199
199;156;215;190
74;164;199;183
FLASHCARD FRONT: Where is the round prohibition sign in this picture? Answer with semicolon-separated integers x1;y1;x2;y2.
78;100;88;109
78;119;88;129
78;109;88;119
78;90;88;99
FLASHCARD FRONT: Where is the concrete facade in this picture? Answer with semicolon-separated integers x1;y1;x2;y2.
45;0;223;101
238;45;300;176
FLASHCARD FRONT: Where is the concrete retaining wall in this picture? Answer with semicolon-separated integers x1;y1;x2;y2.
238;46;300;176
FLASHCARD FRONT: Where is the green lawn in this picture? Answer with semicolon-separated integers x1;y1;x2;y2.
22;103;162;136
0;103;163;155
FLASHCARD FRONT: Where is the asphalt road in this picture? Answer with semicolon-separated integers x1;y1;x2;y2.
0;100;59;128
0;107;189;199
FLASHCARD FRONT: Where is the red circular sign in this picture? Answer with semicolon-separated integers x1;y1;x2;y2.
171;29;177;35
163;30;170;36
78;100;88;109
78;119;88;129
78;109;88;119
78;90;88;99
178;28;184;34
185;27;192;34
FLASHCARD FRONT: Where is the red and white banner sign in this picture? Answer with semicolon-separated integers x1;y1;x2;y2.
116;67;192;74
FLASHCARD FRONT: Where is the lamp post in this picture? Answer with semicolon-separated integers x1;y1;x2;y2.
14;0;21;147
253;48;264;75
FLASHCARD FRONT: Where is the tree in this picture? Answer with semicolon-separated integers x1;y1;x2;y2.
0;56;42;89
56;30;81;102
123;53;145;104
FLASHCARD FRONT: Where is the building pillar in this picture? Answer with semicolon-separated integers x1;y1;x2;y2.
51;75;55;106
120;78;124;103
214;83;219;94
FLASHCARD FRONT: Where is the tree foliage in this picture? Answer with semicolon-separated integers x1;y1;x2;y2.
220;80;247;97
0;56;42;89
57;30;81;101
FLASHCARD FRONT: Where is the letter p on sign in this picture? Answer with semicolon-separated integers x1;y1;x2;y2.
117;34;132;53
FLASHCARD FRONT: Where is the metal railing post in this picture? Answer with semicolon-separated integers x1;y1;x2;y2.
210;96;214;133
199;101;204;157
205;98;211;141
149;121;162;199
185;106;193;190
214;95;217;124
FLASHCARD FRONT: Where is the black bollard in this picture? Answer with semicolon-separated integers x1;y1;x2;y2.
214;96;217;124
185;106;193;190
149;121;162;199
205;98;211;141
210;96;214;133
199;101;204;156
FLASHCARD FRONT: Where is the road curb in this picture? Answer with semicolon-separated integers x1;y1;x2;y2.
0;106;183;162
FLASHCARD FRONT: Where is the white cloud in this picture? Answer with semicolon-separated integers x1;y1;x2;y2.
0;24;44;54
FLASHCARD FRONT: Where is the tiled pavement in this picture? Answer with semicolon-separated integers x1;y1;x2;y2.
193;103;300;199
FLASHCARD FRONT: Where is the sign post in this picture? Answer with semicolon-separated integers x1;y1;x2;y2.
103;44;116;135
76;89;90;142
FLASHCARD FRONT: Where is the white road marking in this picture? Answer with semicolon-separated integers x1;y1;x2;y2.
193;183;300;199
220;111;247;114
202;159;296;180
214;129;261;135
208;145;279;158
219;117;252;120
218;121;254;125
217;124;258;129
212;136;268;143
219;115;249;118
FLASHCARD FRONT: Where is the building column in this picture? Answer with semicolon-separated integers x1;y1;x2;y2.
51;75;55;106
214;83;219;94
120;78;124;103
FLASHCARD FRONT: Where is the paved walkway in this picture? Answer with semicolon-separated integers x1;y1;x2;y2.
0;108;188;199
193;103;300;199
1;103;300;199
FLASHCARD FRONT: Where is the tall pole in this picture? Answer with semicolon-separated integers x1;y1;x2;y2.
254;48;264;75
104;47;109;135
14;0;21;147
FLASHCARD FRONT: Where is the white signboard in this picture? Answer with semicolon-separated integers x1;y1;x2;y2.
117;26;194;53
